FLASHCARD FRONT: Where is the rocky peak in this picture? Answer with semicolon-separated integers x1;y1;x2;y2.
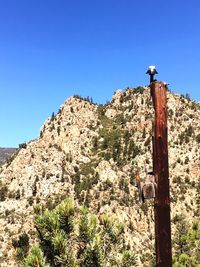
0;87;200;266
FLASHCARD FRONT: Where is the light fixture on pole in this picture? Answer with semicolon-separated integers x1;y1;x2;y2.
146;66;158;83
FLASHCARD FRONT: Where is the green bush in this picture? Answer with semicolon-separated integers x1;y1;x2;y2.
24;198;137;267
24;245;46;267
173;220;200;266
121;250;138;267
12;233;30;262
0;182;8;201
196;134;200;143
133;86;144;94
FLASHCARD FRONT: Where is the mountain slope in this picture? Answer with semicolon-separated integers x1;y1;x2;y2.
0;87;200;266
0;148;16;166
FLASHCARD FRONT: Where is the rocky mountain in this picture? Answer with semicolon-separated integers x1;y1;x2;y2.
0;86;199;266
0;148;16;166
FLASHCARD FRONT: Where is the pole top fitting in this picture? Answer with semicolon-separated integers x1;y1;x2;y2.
146;66;158;83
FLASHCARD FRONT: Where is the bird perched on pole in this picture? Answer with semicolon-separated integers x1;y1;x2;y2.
146;66;158;83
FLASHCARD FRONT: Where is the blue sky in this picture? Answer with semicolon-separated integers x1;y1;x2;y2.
0;0;200;147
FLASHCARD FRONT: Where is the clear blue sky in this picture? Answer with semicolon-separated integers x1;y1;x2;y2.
1;0;200;147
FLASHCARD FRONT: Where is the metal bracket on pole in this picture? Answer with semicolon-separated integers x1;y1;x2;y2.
135;170;156;203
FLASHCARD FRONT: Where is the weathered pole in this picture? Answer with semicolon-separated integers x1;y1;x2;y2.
150;81;172;267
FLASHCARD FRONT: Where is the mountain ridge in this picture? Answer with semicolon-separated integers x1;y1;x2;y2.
0;86;199;266
0;148;16;166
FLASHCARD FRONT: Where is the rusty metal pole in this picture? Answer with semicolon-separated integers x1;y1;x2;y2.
150;81;172;267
